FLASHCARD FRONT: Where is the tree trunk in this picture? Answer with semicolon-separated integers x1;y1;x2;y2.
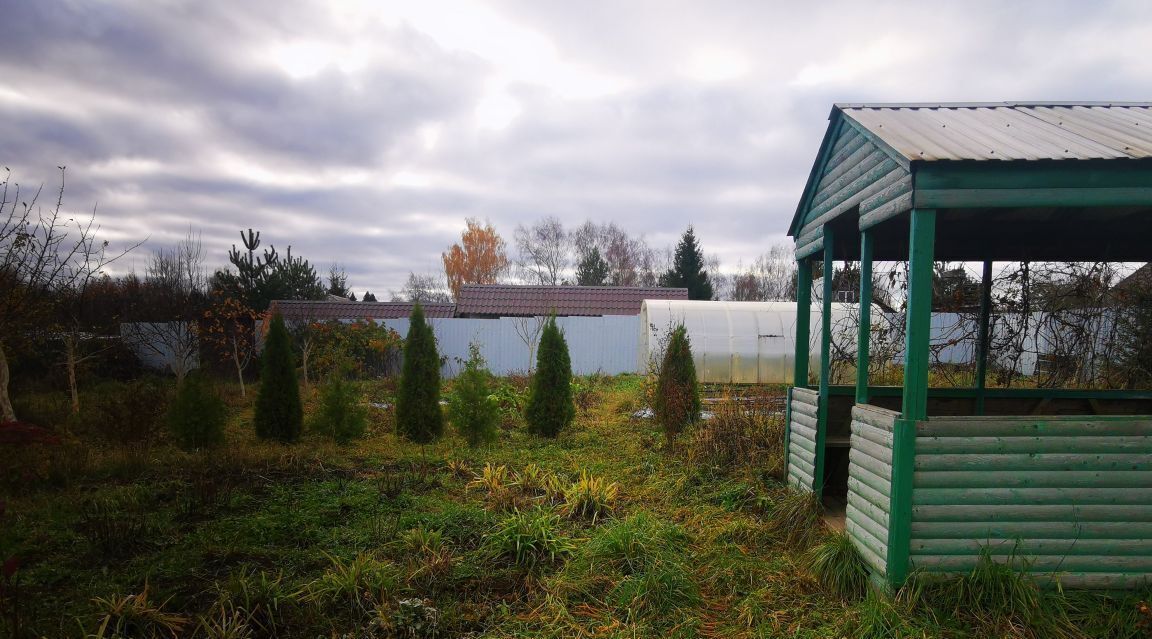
0;343;14;422
66;333;80;415
232;336;246;398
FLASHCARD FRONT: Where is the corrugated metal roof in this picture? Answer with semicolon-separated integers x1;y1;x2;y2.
270;300;456;321
455;284;689;317
839;102;1152;161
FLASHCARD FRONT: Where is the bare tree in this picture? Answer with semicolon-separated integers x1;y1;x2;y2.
514;217;569;285
513;315;546;372
0;168;135;421
572;221;655;287
392;271;452;303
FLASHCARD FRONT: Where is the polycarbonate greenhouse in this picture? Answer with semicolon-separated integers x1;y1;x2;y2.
638;300;856;384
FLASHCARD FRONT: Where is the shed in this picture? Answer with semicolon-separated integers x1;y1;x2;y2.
639;300;859;384
785;102;1152;590
455;284;688;318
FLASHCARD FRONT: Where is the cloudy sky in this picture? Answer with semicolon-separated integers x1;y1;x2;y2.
4;0;1151;295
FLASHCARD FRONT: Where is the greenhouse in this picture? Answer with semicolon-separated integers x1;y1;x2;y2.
785;102;1152;590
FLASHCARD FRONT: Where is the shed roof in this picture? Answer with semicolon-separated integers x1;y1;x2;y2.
270;300;456;322
455;284;689;317
840;102;1152;162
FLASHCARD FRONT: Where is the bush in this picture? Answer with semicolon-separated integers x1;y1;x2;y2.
254;312;303;443
311;374;367;443
653;324;699;446
167;373;227;450
448;344;498;447
78;378;171;445
395;303;443;444
524;317;574;438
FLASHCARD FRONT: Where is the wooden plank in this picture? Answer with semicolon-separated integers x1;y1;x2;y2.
791;452;816;477
919;419;1152;437
851;406;899;431
848;492;890;534
848;477;891;513
803;162;905;231
792;387;819;402
851;421;894;448
850;458;891;497
851;437;893;465
791;410;818;430
815;138;874;194
910;538;1152;556
913;470;1151;489
859;173;913;214
789;468;813;492
912;487;1149;506
790;439;816;462
847;505;889;555
849;448;892;481
859;191;913;229
910;554;1152;573
795;235;823;260
915;186;1152;209
915;453;1152;472
791;399;819;417
912;504;1152;523
846;518;888;575
811;149;887;209
916;435;1150;455
1047;573;1152;590
791;421;817;442
911;520;1152;540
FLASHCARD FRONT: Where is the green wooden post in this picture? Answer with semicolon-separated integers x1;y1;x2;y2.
815;230;835;492
794;259;813;387
974;260;993;416
856;229;873;405
888;208;935;588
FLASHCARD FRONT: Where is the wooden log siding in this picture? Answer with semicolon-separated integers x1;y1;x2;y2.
846;404;899;578
787;388;820;491
909;415;1152;590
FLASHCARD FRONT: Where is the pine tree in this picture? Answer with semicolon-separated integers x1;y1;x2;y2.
396;303;443;443
660;226;714;300
576;248;610;286
167;373;226;450
654;324;699;446
254;312;303;442
525;317;575;438
311;373;367;443
449;344;499;447
363;291;378;302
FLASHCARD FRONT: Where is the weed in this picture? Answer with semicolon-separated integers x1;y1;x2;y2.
763;488;823;549
391;598;441;638
444;460;471;479
560;470;618;523
806;531;868;600
196;603;254;639
608;559;700;622
468;463;519;511
91;583;189;639
214;567;290;636
687;395;784;475
395;527;455;589
488;509;574;570
77;494;153;560
304;552;400;619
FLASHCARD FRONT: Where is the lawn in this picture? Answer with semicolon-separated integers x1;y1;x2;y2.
2;375;1149;638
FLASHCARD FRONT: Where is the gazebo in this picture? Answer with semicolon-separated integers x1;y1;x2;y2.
784;102;1152;590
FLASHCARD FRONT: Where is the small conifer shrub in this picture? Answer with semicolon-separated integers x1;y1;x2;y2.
653;324;699;446
449;344;499;447
254;312;303;442
167;373;226;449
396;303;444;444
524;317;574;438
311;374;367;443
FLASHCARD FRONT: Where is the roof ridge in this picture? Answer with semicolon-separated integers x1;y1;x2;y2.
837;101;1152;110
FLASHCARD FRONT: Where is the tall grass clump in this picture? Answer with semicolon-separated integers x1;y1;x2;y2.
167;373;226;450
525;317;574;438
764;488;824;549
488;508;574;570
448;344;498;447
395;303;443;444
806;531;868;600
254;312;303;443
688;392;784;474
653;324;699;446
310;374;367;443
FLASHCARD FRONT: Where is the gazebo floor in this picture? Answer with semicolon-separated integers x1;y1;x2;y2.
822;494;847;532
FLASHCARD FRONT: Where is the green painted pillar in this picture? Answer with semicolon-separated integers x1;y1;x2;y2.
856;230;873;405
815;229;835;492
794;259;813;387
974;260;993;416
888;208;936;588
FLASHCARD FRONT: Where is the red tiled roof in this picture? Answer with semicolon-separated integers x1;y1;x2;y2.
269;300;456;321
454;285;689;317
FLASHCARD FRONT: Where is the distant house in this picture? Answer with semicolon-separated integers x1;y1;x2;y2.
268;300;456;323
453;284;689;318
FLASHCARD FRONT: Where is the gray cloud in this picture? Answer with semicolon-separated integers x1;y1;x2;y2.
3;0;1151;293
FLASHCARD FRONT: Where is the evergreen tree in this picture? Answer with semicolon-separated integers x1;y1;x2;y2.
167;373;226;450
653;324;700;446
254;312;303;442
576;247;610;286
311;373;367;443
449;344;499;447
363;291;378;302
396;303;443;443
659;226;714;300
525;317;575;438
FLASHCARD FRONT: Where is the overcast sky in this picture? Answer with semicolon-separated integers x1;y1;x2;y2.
4;0;1151;295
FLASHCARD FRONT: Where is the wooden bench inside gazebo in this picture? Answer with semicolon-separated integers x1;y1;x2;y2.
784;102;1152;590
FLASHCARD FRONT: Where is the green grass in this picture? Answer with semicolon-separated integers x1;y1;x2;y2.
1;375;1149;638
